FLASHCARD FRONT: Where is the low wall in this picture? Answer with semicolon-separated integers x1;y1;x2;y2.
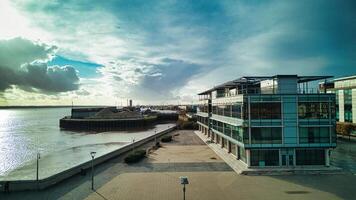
0;125;176;192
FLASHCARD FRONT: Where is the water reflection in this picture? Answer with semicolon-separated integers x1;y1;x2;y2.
0;108;175;180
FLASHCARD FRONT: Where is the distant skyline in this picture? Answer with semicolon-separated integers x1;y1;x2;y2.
0;0;355;106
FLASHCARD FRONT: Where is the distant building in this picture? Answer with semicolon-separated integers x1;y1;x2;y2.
197;75;336;168
320;75;356;124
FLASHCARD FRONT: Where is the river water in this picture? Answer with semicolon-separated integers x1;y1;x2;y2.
0;107;174;180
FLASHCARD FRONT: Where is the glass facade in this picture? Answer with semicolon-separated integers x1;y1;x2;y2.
296;149;325;165
344;89;352;122
239;147;246;163
251;127;282;144
298;102;330;119
197;115;209;126
250;150;279;166
198;104;209;113
299;127;330;143
211;119;249;143
198;76;336;168
212;103;242;118
230;142;237;156
250;102;281;119
335;91;339;121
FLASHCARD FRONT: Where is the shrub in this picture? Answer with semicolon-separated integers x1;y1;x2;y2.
336;122;355;136
161;135;172;142
336;122;356;141
177;120;199;130
124;149;146;163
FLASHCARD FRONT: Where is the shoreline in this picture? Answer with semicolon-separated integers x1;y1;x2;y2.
0;124;177;192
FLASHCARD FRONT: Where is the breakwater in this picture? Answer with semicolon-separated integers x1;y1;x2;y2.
60;112;178;131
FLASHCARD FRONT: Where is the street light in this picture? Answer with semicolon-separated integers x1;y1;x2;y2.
154;129;157;145
90;151;96;190
179;176;189;200
132;137;136;152
36;152;40;189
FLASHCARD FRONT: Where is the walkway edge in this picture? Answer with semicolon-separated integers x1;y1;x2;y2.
194;131;247;174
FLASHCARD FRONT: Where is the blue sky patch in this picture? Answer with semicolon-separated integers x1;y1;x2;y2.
48;56;102;78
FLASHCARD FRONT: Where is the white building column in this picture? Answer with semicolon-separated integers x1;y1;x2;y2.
325;149;330;167
246;149;251;167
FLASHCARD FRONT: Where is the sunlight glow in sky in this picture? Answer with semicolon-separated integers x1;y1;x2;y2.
0;0;355;106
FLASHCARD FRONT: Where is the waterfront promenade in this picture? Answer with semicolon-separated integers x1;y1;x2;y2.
2;130;356;199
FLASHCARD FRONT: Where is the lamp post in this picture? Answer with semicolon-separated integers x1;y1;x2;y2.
36;152;40;189
90;151;96;190
179;176;189;200
132;137;136;152
154;130;157;144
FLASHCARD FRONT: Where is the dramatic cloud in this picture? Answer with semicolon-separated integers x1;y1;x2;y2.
129;58;202;101
0;38;79;93
0;0;355;105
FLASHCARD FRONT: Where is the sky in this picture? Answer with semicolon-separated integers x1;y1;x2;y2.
0;0;355;106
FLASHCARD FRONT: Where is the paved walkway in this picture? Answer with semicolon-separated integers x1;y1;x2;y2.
3;130;356;200
85;172;352;200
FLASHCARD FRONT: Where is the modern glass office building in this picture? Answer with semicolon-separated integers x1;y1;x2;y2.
320;75;356;124
197;75;336;167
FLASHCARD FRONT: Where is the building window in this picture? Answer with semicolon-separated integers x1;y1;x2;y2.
335;91;339;121
232;126;242;142
231;143;237;156
344;88;352;122
198;105;208;113
296;149;325;165
197;116;209;126
243;128;249;144
250;150;279;166
223;105;231;117
212;120;224;133
232;103;242;118
298;102;329;119
251;127;282;144
239;147;247;163
250;102;281;119
299;127;330;143
224;123;232;137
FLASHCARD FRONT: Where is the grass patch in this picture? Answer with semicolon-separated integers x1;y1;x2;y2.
124;149;146;163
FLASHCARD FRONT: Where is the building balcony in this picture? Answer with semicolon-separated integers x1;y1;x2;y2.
196;111;209;118
197;121;209;128
212;94;244;104
198;99;210;105
198;94;211;101
210;114;245;126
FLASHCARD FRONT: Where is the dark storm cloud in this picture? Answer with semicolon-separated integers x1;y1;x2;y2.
129;58;202;101
0;38;79;93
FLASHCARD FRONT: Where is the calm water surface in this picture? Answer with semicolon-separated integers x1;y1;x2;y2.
0;108;174;180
